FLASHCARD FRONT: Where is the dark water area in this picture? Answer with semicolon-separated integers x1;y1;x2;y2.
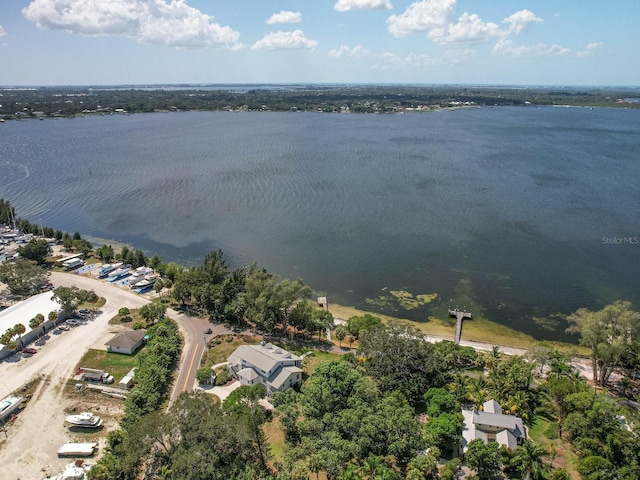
1;107;639;341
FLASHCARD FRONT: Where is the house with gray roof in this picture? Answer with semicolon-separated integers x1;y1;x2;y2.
105;329;146;355
461;399;527;453
227;342;303;394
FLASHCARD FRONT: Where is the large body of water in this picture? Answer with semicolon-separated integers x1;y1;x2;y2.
1;107;639;341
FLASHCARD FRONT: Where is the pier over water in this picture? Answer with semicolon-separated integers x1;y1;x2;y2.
449;309;472;344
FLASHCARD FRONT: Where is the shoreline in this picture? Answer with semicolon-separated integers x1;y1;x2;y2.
328;302;589;356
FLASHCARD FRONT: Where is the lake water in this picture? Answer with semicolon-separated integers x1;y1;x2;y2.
1;107;639;341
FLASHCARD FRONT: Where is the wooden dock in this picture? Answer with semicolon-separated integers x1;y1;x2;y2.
449;309;472;344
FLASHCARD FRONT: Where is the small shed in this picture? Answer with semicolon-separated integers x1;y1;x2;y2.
105;330;146;355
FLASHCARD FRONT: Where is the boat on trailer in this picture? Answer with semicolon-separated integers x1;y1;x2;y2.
65;412;103;428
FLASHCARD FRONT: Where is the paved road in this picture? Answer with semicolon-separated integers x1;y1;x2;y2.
47;271;218;403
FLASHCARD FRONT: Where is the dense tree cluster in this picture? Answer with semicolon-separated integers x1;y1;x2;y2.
1;86;638;120
89;317;181;479
0;258;50;296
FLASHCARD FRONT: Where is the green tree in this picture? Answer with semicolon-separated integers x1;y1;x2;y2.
96;244;114;262
17;238;51;265
51;286;98;313
0;258;50;296
423;413;463;455
358;321;445;405
511;440;549;480
347;314;382;338
139;302;166;325
566;300;640;386
424;387;459;416
465;439;501;480
335;325;347;347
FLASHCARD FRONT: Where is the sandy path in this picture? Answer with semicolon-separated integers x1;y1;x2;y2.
0;271;150;479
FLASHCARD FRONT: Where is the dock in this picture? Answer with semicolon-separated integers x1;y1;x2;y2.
449;309;472;344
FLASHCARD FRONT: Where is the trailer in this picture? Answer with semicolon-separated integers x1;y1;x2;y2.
79;367;114;384
57;442;98;457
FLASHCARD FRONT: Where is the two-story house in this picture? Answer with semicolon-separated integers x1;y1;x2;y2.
227;342;303;394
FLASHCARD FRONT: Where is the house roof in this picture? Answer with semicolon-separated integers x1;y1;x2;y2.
237;367;260;383
105;330;146;349
270;366;303;390
0;291;61;336
227;343;301;373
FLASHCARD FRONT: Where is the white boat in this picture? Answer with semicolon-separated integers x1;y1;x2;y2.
134;273;159;290
65;412;103;428
0;395;23;421
51;461;93;480
98;262;122;277
108;265;130;278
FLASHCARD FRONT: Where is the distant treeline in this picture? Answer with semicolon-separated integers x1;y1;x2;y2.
1;85;638;118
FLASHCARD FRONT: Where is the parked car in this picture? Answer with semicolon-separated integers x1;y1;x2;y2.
57;324;70;331
22;347;37;354
66;319;80;326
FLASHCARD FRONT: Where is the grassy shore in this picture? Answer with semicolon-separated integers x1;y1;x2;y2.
328;303;589;356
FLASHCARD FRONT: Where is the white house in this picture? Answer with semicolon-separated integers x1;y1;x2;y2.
105;330;146;355
0;291;62;359
461;400;527;452
227;342;303;394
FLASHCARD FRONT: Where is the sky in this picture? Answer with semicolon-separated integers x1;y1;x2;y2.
0;0;638;87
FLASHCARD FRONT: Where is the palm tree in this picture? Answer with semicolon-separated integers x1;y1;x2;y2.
511;440;549;480
29;317;43;338
448;373;470;404
467;376;488;408
484;345;502;373
12;323;26;349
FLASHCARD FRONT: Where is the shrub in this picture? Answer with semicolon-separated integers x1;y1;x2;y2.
120;316;132;323
118;307;130;316
196;367;214;384
544;422;559;439
215;370;231;386
132;322;145;330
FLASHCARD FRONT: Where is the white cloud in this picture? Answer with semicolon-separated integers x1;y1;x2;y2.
434;12;502;44
387;0;455;38
503;9;542;35
576;42;604;58
328;44;369;57
0;25;6;37
267;11;302;25
251;30;318;50
492;38;570;56
374;48;473;69
22;0;240;48
334;0;393;12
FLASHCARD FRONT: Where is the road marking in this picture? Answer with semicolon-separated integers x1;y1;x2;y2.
183;343;199;395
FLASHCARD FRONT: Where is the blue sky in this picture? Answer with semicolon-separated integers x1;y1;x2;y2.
0;0;638;86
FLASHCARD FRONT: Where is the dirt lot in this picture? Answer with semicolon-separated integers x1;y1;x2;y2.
0;271;150;479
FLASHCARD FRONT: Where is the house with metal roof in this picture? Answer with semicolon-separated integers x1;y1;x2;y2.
227;342;303;394
105;329;146;355
461;399;527;452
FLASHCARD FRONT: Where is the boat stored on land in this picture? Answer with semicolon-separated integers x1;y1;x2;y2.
97;262;122;278
65;412;103;428
0;395;23;422
57;442;98;457
51;460;93;480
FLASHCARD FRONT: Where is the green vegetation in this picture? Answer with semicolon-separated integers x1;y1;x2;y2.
1;85;638;121
0;258;50;297
77;348;139;381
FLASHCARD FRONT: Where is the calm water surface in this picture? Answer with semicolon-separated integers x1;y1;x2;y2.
1;107;639;340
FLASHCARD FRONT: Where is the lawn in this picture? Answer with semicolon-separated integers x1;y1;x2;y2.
202;334;261;368
263;415;286;466
76;348;139;381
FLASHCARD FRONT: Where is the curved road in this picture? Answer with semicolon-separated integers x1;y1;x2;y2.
49;271;213;403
